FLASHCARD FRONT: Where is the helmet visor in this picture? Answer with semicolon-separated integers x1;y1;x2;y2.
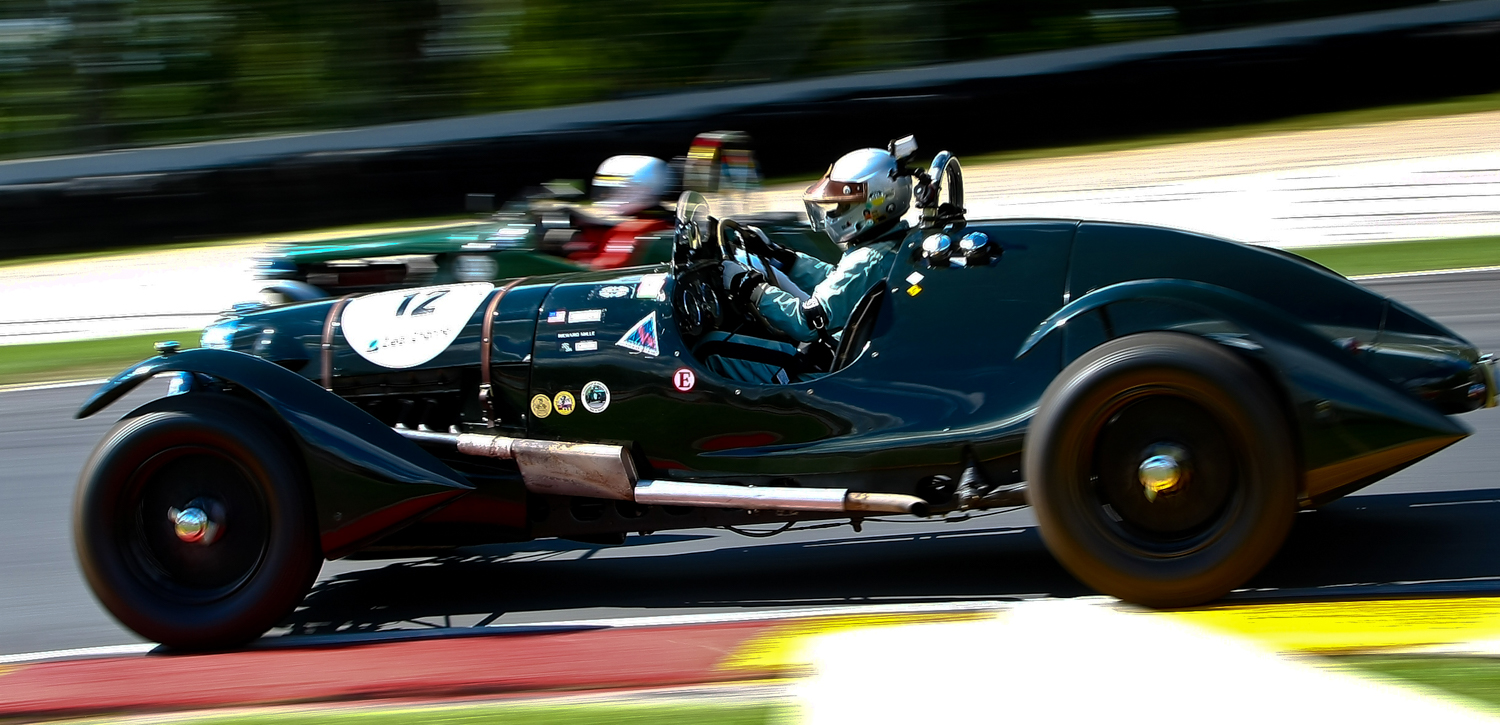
803;171;867;233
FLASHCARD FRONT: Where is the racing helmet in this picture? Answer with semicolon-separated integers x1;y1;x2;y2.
803;147;912;246
592;155;670;215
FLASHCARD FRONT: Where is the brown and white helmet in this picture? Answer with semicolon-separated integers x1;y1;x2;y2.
803;146;912;246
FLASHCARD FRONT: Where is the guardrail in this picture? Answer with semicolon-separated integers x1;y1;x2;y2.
2;0;1498;257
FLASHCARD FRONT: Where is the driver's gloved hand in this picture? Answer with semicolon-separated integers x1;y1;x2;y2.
738;226;798;271
722;260;765;295
721;260;767;314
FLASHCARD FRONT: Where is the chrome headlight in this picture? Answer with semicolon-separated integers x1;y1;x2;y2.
1479;354;1497;409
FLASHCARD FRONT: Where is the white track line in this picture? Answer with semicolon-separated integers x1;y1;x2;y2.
482;599;1016;631
0;600;1017;665
1352;265;1500;281
0;643;156;665
0;378;108;395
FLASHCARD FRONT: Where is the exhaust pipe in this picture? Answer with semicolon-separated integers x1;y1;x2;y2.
634;480;928;516
397;428;636;500
397;428;929;517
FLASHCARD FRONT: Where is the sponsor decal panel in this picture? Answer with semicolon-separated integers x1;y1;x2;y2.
553;391;576;415
673;367;696;392
530;394;552;418
582;381;610;413
599;285;631;299
568;309;604;324
341;283;493;369
617;312;660;356
577;340;598;352
636;274;668;299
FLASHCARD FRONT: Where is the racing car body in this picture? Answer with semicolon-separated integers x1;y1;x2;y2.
74;152;1495;649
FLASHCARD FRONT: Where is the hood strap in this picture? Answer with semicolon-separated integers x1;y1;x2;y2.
480;278;527;427
320;295;356;391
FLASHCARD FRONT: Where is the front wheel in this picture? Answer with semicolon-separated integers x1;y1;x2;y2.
1025;332;1296;607
74;394;321;649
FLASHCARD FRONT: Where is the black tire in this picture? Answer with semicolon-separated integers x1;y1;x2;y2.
1025;332;1296;607
74;393;321;649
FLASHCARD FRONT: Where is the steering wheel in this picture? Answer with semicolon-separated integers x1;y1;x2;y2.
716;218;780;282
671;191;724;338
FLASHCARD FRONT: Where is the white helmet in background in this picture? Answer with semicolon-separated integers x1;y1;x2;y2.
592;155;670;215
803;147;912;246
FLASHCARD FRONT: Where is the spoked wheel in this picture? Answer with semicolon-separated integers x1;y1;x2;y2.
1025;332;1296;607
75;394;321;650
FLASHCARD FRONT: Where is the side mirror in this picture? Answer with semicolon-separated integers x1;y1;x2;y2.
889;135;918;161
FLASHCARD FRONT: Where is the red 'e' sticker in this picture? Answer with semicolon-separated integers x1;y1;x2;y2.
673;368;696;392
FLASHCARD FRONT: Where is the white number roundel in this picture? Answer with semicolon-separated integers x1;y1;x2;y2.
340;283;494;369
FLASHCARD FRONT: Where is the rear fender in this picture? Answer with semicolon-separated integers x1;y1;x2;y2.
1019;279;1470;503
78;348;474;559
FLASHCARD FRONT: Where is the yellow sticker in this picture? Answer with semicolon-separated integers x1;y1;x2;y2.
906;284;923;297
529;394;552;418
553;391;576;416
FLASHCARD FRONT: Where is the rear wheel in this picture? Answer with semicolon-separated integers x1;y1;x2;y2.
75;394;321;649
1025;332;1296;607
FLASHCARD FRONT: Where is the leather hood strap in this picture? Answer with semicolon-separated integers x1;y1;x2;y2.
320;295;355;391
480;279;526;427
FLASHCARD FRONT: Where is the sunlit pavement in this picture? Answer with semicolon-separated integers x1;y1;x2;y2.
3;111;1500;345
799;599;1500;725
6;597;1500;722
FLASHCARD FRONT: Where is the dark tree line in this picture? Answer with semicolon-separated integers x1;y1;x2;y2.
0;0;1432;159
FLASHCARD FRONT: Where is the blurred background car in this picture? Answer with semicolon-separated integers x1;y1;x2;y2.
253;131;840;303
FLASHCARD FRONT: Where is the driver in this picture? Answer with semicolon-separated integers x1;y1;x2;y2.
564;155;675;269
710;143;913;384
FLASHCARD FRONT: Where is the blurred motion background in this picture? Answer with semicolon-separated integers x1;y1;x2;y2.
0;0;1498;254
0;0;1441;158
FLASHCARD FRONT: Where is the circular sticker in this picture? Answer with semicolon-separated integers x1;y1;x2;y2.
673;367;696;392
529;394;552;418
582;381;610;413
553;391;576;415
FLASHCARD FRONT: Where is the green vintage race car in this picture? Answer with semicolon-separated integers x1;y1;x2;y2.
74;145;1496;650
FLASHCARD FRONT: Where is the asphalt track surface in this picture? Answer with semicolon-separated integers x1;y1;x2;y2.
4;271;1500;657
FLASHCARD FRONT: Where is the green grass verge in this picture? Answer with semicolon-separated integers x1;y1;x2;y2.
1337;655;1500;712
1291;236;1500;278
0;330;197;387
132;701;789;725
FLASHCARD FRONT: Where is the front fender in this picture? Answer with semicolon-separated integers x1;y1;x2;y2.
79;348;474;558
1019;278;1470;504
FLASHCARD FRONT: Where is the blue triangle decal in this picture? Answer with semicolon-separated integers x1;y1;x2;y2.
616;311;659;356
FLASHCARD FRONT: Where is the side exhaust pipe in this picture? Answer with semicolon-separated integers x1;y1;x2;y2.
397;428;929;517
634;480;928;516
397;428;636;500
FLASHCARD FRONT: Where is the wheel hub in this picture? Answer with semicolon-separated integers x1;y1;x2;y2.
168;498;223;545
1138;445;1188;502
